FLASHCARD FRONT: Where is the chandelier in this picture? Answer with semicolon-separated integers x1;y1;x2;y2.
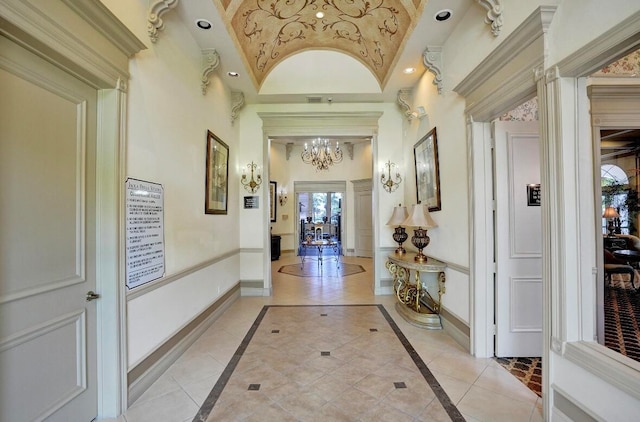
301;138;343;171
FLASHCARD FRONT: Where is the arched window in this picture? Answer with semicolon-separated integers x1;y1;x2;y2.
601;164;629;234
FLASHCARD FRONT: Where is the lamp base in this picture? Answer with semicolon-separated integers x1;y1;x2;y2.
414;250;428;263
411;228;431;263
392;226;408;256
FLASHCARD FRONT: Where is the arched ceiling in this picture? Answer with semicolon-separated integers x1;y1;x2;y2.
168;0;489;103
223;0;419;90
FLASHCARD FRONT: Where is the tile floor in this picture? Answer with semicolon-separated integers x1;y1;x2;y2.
112;254;543;422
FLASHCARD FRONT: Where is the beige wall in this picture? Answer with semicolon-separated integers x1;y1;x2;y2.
101;0;241;367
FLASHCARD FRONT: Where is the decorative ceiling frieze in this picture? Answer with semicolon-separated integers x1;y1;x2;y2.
226;0;415;89
423;46;443;94
475;0;503;37
201;49;221;95
147;0;179;43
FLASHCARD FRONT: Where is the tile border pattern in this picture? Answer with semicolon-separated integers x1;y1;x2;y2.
192;304;465;421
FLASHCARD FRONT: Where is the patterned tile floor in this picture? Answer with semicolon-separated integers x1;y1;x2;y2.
111;254;542;422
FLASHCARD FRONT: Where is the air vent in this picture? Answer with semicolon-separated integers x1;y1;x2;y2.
306;96;323;103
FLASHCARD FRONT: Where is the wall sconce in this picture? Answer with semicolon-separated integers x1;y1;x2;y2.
279;189;288;206
241;161;262;193
381;161;402;193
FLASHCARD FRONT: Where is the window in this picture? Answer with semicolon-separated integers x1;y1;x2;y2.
601;164;630;234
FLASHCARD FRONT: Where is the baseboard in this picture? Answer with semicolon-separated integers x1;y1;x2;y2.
240;280;269;296
440;307;470;352
127;283;240;406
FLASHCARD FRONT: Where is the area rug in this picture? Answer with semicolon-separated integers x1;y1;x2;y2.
278;263;365;278
494;357;542;397
604;283;640;363
193;305;465;421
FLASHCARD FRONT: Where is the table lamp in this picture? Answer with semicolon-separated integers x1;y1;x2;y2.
386;204;409;255
603;206;620;237
402;204;438;262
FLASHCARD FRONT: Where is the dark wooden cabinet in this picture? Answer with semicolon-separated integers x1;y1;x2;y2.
604;236;627;251
271;235;281;261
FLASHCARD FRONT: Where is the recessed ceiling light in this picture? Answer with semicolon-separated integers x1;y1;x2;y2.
434;9;452;22
316;12;324;19
227;71;239;77
195;19;212;30
403;67;416;74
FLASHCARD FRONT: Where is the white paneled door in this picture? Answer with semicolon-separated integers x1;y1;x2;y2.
494;121;542;357
0;35;98;421
353;180;373;258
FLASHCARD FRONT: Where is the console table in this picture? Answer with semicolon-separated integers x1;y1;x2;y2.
386;253;447;329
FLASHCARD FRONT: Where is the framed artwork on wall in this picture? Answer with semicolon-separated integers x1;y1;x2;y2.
414;127;442;212
205;130;229;214
270;181;277;222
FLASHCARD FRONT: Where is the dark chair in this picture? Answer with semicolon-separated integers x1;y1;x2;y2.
604;249;635;288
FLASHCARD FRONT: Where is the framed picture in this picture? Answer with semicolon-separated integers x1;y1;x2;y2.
269;181;277;222
414;127;441;212
205;130;229;214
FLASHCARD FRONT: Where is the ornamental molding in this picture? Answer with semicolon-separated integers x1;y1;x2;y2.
201;49;221;95
147;0;179;43
230;91;245;126
396;89;413;120
285;143;294;160
423;46;443;94
475;0;503;37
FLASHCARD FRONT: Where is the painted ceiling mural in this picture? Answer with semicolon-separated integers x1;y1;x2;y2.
224;0;417;88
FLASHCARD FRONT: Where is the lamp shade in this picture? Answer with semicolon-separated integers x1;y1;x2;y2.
402;204;438;228
602;206;620;219
386;204;408;226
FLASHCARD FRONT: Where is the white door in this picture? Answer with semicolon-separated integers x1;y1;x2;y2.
353;180;373;258
494;121;542;357
0;35;98;421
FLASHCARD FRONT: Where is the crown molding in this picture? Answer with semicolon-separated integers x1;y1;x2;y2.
201;48;220;95
147;0;178;43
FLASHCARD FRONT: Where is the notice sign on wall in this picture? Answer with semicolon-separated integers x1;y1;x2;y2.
125;178;165;289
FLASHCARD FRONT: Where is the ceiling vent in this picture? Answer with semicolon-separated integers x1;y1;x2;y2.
306;96;323;103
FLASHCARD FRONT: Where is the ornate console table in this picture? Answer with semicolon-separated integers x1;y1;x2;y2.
386;253;447;329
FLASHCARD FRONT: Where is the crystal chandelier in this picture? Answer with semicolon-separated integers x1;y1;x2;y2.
301;138;343;171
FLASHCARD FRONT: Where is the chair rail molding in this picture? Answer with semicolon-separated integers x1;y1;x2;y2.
201;49;220;95
423;46;443;94
147;0;179;43
475;0;503;37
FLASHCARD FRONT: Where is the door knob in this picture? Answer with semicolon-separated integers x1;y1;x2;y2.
86;291;100;302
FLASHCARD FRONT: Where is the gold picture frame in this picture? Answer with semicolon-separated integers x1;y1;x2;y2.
414;127;441;212
205;130;229;214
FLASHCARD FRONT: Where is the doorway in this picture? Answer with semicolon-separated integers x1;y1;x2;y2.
294;182;347;255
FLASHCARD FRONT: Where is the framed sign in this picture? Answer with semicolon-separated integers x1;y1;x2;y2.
414;127;441;211
205;130;229;214
527;184;541;206
270;181;277;222
125;178;165;289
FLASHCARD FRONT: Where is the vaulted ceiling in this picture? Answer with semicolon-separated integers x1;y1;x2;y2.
225;0;417;89
148;0;505;103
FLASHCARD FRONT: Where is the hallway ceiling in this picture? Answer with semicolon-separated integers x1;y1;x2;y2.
171;0;474;104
